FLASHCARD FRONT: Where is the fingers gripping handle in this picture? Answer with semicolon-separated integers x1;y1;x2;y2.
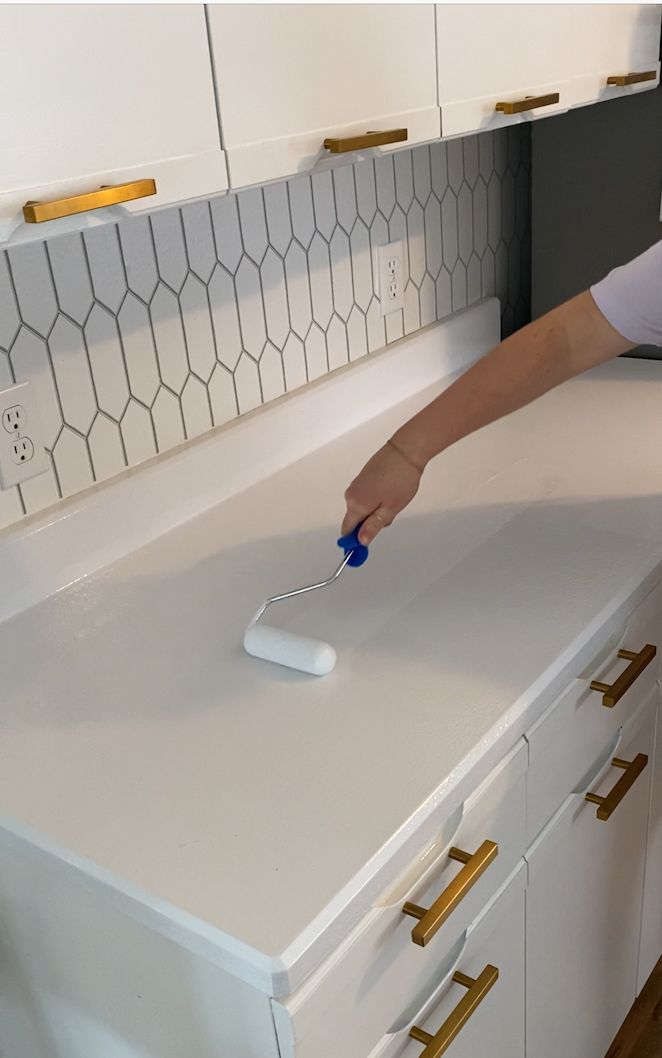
337;522;370;567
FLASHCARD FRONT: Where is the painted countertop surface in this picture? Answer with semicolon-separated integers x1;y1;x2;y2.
2;352;662;990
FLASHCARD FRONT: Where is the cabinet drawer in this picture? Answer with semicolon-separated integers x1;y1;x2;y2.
526;587;661;844
273;742;526;1058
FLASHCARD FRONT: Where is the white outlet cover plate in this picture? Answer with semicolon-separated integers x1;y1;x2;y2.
377;240;405;316
0;381;50;489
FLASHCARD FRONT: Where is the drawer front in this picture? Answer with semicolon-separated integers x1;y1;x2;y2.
274;742;526;1058
526;586;662;843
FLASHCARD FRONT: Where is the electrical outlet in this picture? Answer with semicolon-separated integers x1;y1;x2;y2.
0;381;49;489
378;241;405;316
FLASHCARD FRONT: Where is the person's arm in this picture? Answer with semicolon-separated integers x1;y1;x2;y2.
342;291;635;545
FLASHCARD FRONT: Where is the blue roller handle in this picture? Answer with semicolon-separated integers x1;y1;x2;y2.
337;522;369;567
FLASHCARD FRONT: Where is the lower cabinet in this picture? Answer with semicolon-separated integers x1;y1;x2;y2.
526;688;656;1058
638;697;662;992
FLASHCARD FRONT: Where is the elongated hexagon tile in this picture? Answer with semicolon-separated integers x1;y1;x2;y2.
151;209;188;292
121;399;157;465
210;194;243;274
366;297;386;353
87;414;126;482
263;182;292;256
238;187;268;265
209;265;242;371
284;241;312;338
150;284;188;394
412;146;431;207
0;254;20;349
330;228;353;321
7;241;58;337
494;128;509;177
495;241;509;307
430;142;449;201
326;315;348;371
304;324;327;380
385;307;404;344
47;233;93;325
515;167;529;240
259;342;285;402
374;155;396;220
424;196;442;279
49;316;96;433
436;267;452;319
282;333;307;391
0;484;24;529
349;220;372;312
181;201;217;283
152;387;185;450
447;138;464;194
83;225;127;312
473;178;488;258
502;170;515;243
481;249;496;298
369;213;388;298
419;274;436;328
467;253;481;305
457;184;473;266
208;363;238;425
234;352;262;414
407;201;426;287
308;233;333;330
118;216;159;302
347;306;367;362
452;262;467;312
85;305;129;420
0;350;11;388
354;159;377;224
394;150;414;212
53;427;94;497
181;375;213;438
487;173;502;252
463;135;479;189
235;257;266;358
180;274;216;382
441;190;459;270
403;281;420;336
10;326;62;447
333;165;357;235
288;175;315;248
19;471;60;516
479;131;494;183
311;170;336;241
389;204;407;255
118;293;160;405
260;248;289;350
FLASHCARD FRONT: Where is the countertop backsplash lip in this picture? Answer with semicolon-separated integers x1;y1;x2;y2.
0;128;530;534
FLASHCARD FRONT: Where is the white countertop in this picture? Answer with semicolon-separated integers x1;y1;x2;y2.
2;303;662;995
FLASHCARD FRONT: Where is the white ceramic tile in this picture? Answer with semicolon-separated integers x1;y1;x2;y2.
118;293;161;405
430;142;449;201
388;205;407;253
282;333;307;391
333;166;357;235
118;216;159;302
369;213;389;296
447;138;464;194
496;241;509;307
210;194;243;274
208;266;242;372
407;201;426;287
18;469;59;515
403;281;420;336
181;201;217;283
263;182;292;256
487;173;502;252
515;167;529;240
7;241;58;337
457;184;474;266
347;306;367;362
208;363;238;425
152;387;185;451
180;275;216;383
288;175;315;248
424;197;442;279
284;242;312;339
419;274;436;328
9;327;62;447
441;190;459;270
308;233;333;330
85;305;130;420
235;257;266;359
436;267;452;319
481;249;496;299
394;150;413;212
330;228;353;321
83;225;127;312
0;484;24;528
451;262;468;312
304;324;327;380
374;155;395;219
349;220;372;312
463;135;480;189
467;253;482;305
473;179;488;258
479;131;494;183
234;353;262;414
311;170;335;241
326;315;349;371
354;159;377;224
151;209;188;292
181;375;213;439
0;350;11;388
259;342;286;402
412;146;431;206
88;414;126;482
260;249;289;349
47;233;94;325
508;236;521;305
238;187;268;265
502;170;515;243
150;284;188;394
53;426;94;497
121;399;157;465
49;316;96;433
366;297;386;353
494;128;509;178
0;254;20;349
385;306;404;343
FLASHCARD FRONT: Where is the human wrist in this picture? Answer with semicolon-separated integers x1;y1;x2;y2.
387;434;427;474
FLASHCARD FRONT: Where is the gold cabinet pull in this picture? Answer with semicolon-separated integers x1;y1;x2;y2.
323;128;407;154
410;964;499;1058
402;840;498;947
495;92;560;115
590;644;656;708
23;179;157;224
607;70;657;87
585;754;648;820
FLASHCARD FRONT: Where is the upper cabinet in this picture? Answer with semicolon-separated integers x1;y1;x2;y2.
207;4;439;189
568;4;661;107
0;4;228;244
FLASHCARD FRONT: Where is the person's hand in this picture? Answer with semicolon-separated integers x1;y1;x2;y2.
341;440;424;545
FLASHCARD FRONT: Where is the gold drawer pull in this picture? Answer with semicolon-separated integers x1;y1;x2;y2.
403;840;498;947
590;644;656;708
410;964;499;1058
323;128;407;154
585;754;648;821
23;179;157;224
495;92;560;115
607;70;657;87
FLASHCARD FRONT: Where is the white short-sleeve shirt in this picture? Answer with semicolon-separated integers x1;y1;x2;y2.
591;239;662;347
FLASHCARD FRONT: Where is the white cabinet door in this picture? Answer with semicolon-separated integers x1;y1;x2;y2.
526;689;656;1058
638;696;662;992
569;5;661;108
0;4;227;243
208;5;439;189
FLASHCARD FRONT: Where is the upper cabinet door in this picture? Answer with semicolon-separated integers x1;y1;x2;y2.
436;5;574;138
207;4;439;189
0;5;227;243
569;4;661;107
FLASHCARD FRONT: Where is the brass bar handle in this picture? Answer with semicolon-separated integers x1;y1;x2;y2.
495;92;560;115
607;70;657;87
23;179;157;224
323;128;408;154
403;840;498;947
410;964;499;1058
585;753;648;821
590;643;656;708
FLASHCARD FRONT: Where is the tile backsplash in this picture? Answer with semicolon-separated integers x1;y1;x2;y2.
0;127;530;531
